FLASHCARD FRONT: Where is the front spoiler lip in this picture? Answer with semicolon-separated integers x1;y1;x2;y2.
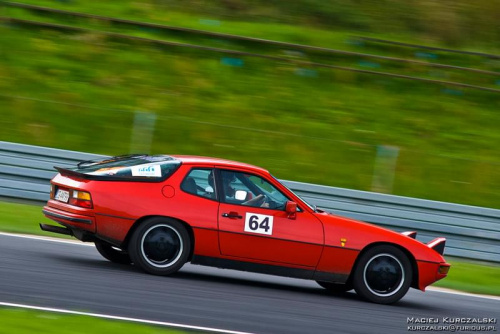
43;208;92;224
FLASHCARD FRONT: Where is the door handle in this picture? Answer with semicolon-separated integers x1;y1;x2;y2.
222;212;242;219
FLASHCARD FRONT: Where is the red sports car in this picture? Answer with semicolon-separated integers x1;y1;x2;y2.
41;154;450;304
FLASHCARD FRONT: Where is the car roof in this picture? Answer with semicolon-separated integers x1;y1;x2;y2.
172;155;269;174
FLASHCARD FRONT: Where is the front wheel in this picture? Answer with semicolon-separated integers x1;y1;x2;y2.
353;245;413;304
95;240;132;264
128;217;191;276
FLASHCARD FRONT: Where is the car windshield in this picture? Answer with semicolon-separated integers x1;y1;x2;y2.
70;154;180;179
270;175;315;211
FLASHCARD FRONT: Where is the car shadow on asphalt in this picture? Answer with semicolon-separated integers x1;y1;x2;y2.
170;270;441;311
49;254;443;310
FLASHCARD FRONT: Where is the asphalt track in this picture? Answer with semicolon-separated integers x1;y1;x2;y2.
0;233;498;334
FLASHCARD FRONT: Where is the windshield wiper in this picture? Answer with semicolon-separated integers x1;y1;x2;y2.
313;205;326;213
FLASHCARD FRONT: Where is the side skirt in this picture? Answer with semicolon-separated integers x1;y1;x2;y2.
191;255;348;283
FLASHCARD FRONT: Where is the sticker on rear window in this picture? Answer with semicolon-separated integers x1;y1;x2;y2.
244;213;274;235
131;164;162;177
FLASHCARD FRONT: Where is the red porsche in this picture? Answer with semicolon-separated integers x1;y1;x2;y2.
41;154;450;304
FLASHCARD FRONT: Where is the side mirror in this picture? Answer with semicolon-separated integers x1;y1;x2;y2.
235;190;248;201
285;201;297;219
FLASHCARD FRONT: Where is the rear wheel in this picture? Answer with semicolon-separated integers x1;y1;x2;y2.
316;281;353;293
94;240;131;264
128;217;190;276
353;245;412;304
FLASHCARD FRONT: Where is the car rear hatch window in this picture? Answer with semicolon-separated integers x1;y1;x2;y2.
56;154;181;182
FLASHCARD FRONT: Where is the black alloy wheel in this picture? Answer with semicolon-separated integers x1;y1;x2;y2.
353;245;413;304
128;217;191;275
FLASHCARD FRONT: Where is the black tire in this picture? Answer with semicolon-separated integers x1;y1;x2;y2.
316;281;353;293
353;245;413;304
128;217;191;276
95;240;132;264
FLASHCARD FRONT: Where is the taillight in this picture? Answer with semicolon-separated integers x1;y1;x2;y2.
50;184;55;199
69;190;93;208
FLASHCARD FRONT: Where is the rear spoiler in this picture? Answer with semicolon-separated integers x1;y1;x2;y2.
55;167;129;181
54;166;174;182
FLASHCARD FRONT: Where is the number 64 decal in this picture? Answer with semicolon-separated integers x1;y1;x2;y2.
244;213;274;235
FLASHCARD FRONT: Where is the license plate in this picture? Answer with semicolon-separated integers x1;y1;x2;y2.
55;189;70;203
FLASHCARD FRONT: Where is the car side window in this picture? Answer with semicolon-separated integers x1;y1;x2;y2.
220;170;289;210
181;168;216;200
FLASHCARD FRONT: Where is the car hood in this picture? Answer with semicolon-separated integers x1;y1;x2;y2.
313;209;446;263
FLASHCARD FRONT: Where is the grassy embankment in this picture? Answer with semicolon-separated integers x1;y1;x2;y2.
2;201;498;296
0;1;499;209
5;0;500;50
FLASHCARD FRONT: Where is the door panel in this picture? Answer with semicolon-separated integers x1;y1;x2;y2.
218;203;324;267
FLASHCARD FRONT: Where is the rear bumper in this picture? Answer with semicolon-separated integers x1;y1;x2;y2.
43;205;96;233
43;209;92;224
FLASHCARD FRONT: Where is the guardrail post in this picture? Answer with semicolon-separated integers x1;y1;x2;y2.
371;145;399;193
130;111;156;154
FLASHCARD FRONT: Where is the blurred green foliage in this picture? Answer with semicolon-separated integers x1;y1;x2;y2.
7;0;500;49
167;0;500;50
0;1;499;208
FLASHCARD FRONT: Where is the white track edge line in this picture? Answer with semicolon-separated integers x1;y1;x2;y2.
1;232;499;301
427;287;500;301
0;302;254;334
0;231;92;246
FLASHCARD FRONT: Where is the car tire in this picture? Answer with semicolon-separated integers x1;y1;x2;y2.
316;281;353;293
128;217;191;276
353;245;412;304
95;240;132;264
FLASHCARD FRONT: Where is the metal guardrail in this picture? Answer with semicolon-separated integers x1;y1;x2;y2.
0;141;106;202
1;141;499;263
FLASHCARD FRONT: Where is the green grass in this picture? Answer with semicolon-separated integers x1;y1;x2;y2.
0;308;185;333
0;200;71;238
434;259;500;296
1;201;498;296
